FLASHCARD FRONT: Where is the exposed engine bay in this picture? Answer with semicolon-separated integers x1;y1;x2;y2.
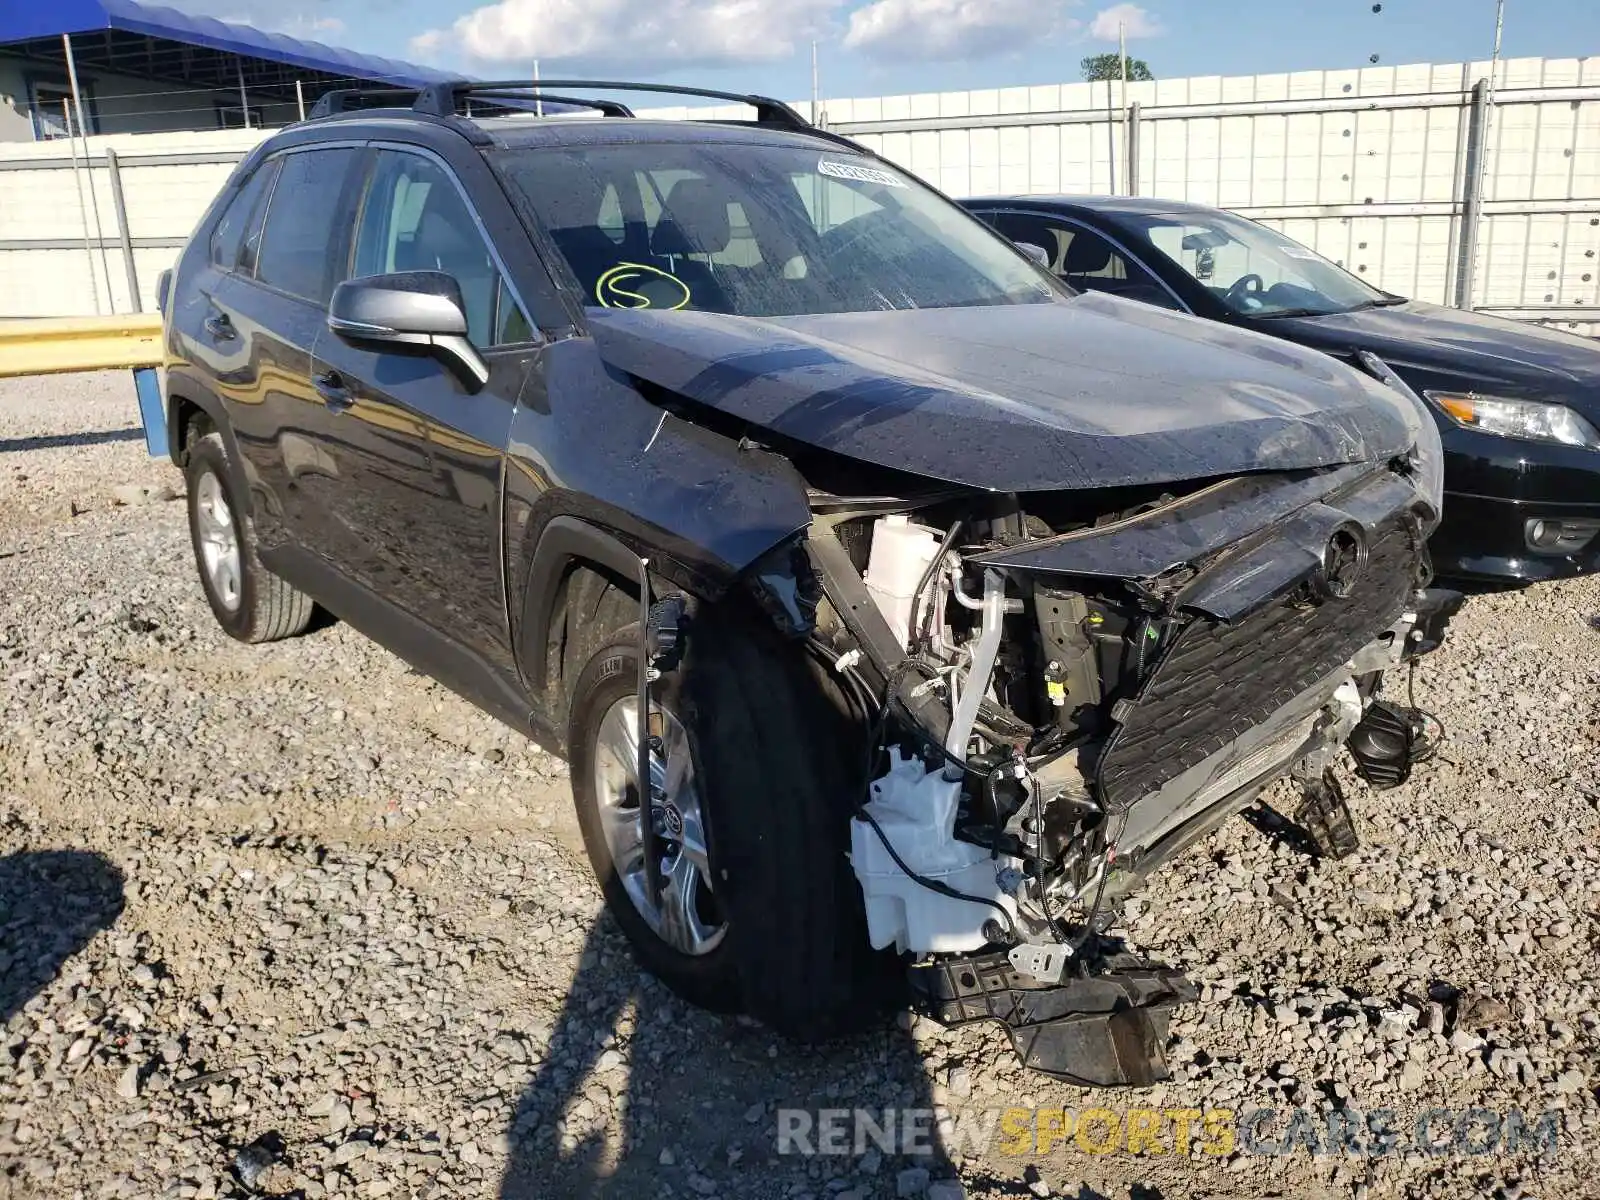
768;457;1462;1086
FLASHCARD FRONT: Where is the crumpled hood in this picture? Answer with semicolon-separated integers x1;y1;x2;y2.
588;292;1418;492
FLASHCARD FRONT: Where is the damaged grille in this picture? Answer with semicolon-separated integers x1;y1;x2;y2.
1095;521;1418;811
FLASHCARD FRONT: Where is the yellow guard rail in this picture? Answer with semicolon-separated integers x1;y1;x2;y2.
0;314;164;378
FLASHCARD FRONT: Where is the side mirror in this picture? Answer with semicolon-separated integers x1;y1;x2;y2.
327;270;489;392
1016;242;1051;268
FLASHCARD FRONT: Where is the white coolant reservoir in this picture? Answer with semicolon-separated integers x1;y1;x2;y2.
864;514;941;649
849;749;1021;954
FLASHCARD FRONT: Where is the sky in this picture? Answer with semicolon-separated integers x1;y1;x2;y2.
207;0;1600;101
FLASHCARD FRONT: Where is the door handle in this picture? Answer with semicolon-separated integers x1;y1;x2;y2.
314;371;353;411
203;313;236;341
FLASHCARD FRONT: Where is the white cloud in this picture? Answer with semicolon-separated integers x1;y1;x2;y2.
414;0;840;68
409;28;447;58
843;0;1080;62
1087;3;1163;40
279;14;347;37
186;1;351;39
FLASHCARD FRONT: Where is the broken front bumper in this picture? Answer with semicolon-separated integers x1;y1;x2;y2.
909;950;1198;1087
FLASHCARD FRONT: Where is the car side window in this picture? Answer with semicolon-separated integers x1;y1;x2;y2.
987;212;1181;311
254;148;364;303
352;150;530;347
238;159;280;277
494;277;533;344
209;160;278;272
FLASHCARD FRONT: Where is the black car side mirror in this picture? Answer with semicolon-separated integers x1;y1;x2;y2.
327;271;489;392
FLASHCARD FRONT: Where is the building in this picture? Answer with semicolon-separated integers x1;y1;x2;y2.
0;0;460;142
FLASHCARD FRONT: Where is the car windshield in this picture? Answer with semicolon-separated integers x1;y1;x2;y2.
492;141;1060;317
1119;209;1394;317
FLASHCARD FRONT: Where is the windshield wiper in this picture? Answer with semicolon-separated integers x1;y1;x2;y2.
1249;306;1329;320
1252;295;1407;320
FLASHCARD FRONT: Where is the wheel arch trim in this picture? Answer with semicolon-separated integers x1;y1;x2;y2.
166;388;253;510
518;515;649;701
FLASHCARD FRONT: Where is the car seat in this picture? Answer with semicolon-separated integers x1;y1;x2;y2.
648;178;739;311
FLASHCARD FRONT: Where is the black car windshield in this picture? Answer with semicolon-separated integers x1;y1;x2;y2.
492;141;1059;316
1119;209;1394;317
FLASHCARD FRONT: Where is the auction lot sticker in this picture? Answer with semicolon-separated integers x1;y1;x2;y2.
818;159;907;188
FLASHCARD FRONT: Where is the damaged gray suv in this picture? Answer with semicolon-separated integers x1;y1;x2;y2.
159;80;1461;1086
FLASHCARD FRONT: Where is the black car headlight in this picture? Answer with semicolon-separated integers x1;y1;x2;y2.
1424;391;1600;450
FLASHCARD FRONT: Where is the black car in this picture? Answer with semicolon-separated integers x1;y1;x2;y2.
962;194;1600;582
158;81;1458;1086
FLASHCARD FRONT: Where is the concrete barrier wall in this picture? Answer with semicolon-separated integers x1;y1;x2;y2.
1;57;1596;336
0;128;267;316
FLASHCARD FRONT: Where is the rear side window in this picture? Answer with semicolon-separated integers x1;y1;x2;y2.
208;160;278;271
238;160;280;277
255;147;364;304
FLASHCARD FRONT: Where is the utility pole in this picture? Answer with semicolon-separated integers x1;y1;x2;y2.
811;41;820;126
1119;19;1129;195
1119;19;1128;96
236;61;251;129
62;34;112;312
1461;0;1506;310
1485;0;1505;113
533;58;543;117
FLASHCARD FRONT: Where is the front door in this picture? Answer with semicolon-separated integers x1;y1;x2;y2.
308;147;540;681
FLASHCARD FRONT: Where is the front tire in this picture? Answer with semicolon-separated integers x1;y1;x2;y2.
568;627;739;1013
567;610;894;1041
185;433;314;644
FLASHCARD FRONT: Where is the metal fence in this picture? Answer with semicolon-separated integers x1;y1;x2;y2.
820;56;1600;337
1;56;1597;335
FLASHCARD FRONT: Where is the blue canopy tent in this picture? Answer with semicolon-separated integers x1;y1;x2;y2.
0;0;463;138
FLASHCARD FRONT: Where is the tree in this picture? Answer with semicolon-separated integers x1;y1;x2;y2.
1081;53;1154;82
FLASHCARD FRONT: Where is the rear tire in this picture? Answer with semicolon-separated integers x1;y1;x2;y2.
566;606;895;1041
185;433;314;644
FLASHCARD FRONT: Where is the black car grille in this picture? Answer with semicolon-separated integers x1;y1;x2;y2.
1095;521;1419;812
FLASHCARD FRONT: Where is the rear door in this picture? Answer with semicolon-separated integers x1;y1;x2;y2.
308;145;538;674
213;145;367;554
173;156;285;537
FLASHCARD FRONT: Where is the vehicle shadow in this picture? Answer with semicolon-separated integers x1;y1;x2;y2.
0;428;144;454
500;915;952;1199
0;849;125;1025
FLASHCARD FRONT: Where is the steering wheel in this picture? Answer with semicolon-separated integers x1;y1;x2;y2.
1225;273;1266;306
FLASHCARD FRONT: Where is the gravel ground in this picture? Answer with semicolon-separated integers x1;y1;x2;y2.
1;372;1598;1200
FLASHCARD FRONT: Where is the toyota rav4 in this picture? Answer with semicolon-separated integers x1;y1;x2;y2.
158;80;1460;1086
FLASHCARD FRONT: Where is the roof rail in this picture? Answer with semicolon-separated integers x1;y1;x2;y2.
461;92;636;118
413;79;812;130
308;87;422;120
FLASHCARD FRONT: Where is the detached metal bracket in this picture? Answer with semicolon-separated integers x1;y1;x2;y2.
635;558;662;906
634;560;692;907
1008;941;1071;985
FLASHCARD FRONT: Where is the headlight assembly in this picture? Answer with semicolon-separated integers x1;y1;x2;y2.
1424;391;1600;450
